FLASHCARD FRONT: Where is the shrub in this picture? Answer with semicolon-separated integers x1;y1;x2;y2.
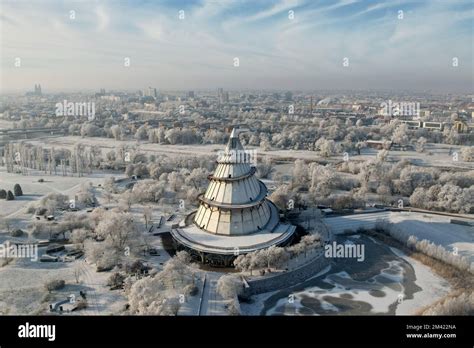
45;279;66;292
107;272;125;289
35;207;48;216
6;191;14;200
13;184;23;196
33;193;69;214
461;147;474;162
10;229;25;237
74;300;88;311
0;189;6;199
227;299;241;316
124;260;149;275
184;284;199;296
420;291;474;315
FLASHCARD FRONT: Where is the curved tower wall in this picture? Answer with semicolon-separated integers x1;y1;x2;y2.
193;130;276;236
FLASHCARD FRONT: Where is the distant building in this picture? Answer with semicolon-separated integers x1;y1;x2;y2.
26;84;42;97
222;91;229;103
141;87;157;98
217;88;229;104
187;91;195;99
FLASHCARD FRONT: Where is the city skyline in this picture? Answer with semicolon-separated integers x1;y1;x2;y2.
1;0;473;93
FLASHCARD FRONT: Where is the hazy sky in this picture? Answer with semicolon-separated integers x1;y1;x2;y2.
1;0;473;93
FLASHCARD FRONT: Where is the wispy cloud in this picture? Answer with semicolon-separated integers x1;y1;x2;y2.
1;0;472;92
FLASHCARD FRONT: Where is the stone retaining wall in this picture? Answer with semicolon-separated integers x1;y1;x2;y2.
243;253;330;296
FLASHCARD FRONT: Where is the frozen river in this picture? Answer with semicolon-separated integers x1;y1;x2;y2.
259;234;450;315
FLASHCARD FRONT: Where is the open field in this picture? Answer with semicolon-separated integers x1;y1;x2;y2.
324;211;474;264
22;135;474;170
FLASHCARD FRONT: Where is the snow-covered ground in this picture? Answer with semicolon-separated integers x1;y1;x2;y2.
389;212;474;263
0;168;175;316
324;211;474;264
0;251;127;315
21;136;474;170
390;247;451;314
0;167;122;219
354;145;474;170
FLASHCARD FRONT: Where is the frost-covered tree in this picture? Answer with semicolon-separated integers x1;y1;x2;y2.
110;125;123;140
103;176;116;193
216;274;243;300
376;184;392;204
299;234;322;257
256;156;274;179
420;291;474;315
135;125;148;140
315;137;336;157
416;137;427;153
95;211;141;252
461;147;474;162
175;250;191;265
127;254;197;315
376;149;389;163
259;135;271;151
76;184;97;208
71;228;89;249
391;123;409;146
293;159;309;186
80;124;102;137
234;254;251;274
262;246;290;269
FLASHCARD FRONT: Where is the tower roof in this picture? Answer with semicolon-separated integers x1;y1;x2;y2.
224;128;245;154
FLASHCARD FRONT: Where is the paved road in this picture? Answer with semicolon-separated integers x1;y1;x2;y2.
77;260;101;315
200;272;226;315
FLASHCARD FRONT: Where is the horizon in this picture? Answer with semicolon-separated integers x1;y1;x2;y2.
2;86;474;96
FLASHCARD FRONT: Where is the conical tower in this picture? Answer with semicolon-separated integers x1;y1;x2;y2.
193;128;278;235
171;128;296;266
